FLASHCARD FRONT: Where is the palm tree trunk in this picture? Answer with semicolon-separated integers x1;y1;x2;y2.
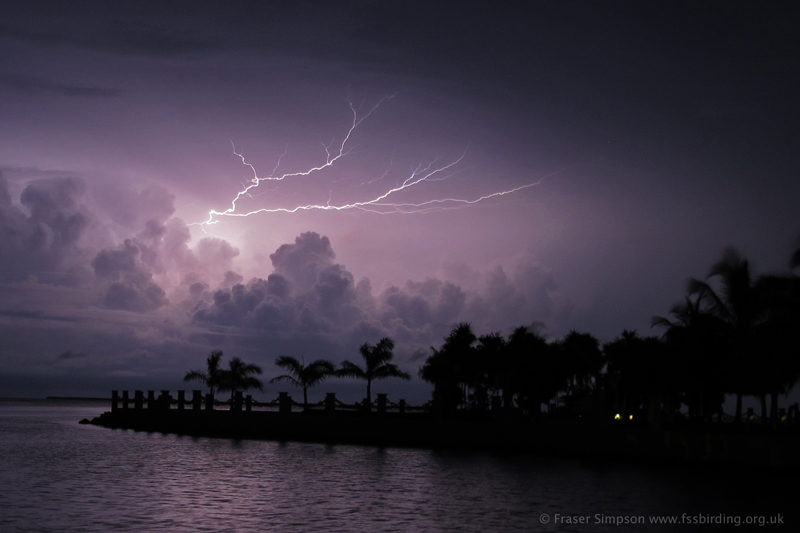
366;379;372;409
303;387;308;411
760;394;768;422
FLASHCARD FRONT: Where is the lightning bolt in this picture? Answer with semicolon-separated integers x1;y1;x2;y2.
200;97;546;229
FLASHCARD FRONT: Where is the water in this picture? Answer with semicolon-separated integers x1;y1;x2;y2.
0;400;793;532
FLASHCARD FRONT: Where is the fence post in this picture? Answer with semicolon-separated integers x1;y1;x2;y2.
177;390;186;410
122;390;130;410
192;390;202;411
147;391;156;410
159;390;171;410
112;390;119;412
377;393;387;415
134;390;143;410
205;392;214;411
398;399;406;415
279;392;291;414
245;395;252;412
325;393;336;414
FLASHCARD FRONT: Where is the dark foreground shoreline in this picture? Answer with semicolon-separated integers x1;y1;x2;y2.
89;409;800;470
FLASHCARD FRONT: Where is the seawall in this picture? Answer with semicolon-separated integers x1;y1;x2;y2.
91;409;800;470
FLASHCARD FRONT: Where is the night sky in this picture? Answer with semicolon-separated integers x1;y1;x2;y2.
1;1;798;401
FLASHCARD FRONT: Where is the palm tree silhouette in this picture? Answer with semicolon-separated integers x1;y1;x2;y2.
505;325;564;417
419;323;477;413
183;350;225;396
270;356;335;409
339;337;411;407
689;247;765;423
653;295;727;422
558;330;603;396
218;357;264;402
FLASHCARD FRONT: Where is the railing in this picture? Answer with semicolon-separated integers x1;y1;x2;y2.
110;390;431;416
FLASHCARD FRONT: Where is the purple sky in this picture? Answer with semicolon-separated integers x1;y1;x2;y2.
1;1;798;401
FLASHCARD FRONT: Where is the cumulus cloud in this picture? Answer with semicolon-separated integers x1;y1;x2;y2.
190;230;571;361
0;172;93;285
0;171;571;394
192;232;368;334
91;239;168;312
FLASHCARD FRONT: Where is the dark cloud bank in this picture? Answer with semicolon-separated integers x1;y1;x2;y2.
0;172;566;396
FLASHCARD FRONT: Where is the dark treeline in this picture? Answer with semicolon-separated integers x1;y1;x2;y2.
181;241;800;428
419;243;800;428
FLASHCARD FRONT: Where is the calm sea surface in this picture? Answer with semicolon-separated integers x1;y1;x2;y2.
0;399;793;532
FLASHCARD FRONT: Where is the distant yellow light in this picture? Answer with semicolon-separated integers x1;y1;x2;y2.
629;415;633;420
614;413;621;420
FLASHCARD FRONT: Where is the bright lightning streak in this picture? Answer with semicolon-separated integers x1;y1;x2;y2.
200;97;545;229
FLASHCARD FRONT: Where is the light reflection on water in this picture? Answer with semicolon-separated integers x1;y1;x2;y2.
0;400;793;532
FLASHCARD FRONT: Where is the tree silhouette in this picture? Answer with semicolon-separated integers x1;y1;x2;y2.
183;350;225;396
505;325;564;417
689;247;765;423
474;332;506;411
339;337;410;407
419;323;477;414
557;330;603;396
652;295;727;422
270;356;335;409
756;269;800;426
603;330;668;423
218;356;264;402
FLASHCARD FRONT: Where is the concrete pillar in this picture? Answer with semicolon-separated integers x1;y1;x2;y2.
159;390;171;410
377;393;387;414
112;390;119;412
205;392;214;411
398;399;406;415
325;393;336;414
147;390;156;410
245;395;252;412
279;392;291;414
192;390;202;411
122;390;130;410
177;390;186;410
134;390;144;410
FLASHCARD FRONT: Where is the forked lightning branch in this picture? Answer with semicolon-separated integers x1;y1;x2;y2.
200;97;544;229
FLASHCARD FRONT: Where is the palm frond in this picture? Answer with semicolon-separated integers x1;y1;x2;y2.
270;374;302;388
372;363;411;380
338;360;366;379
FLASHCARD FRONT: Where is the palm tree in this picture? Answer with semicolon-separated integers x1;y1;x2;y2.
652;295;727;422
183;350;225;396
270;356;335;409
603;330;667;423
419;323;477;413
339;337;411;407
504;325;564;417
218;356;264;402
558;330;603;396
688;247;765;423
